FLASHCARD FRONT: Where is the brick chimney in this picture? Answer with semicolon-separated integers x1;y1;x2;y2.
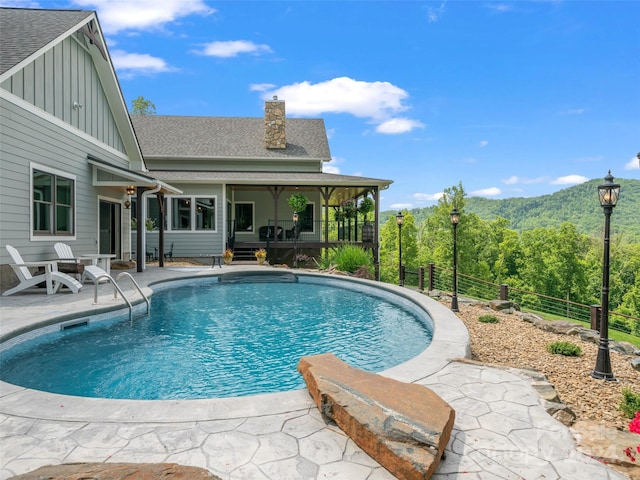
264;96;286;149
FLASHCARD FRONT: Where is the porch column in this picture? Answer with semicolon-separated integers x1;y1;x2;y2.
158;194;165;267
136;188;143;272
373;187;380;281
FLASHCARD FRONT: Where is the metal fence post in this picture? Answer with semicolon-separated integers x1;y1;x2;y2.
418;266;424;291
590;305;601;331
428;263;435;291
500;284;508;301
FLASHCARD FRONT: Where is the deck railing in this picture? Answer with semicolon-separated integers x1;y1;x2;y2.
403;263;640;337
261;219;375;243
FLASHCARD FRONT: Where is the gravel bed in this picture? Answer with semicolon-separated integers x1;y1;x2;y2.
449;300;640;430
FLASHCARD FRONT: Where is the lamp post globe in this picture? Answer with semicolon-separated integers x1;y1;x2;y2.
450;208;460;312
592;171;620;381
396;211;404;286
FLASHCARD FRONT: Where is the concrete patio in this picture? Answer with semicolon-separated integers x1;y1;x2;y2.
0;265;626;479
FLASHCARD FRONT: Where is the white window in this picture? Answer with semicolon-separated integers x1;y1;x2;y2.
32;166;75;236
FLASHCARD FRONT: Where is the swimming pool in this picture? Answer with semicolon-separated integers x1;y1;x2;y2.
0;272;433;400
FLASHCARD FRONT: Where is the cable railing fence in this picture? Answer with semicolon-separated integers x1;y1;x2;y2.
403;263;639;338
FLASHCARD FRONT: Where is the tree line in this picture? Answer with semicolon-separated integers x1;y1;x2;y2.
379;183;640;325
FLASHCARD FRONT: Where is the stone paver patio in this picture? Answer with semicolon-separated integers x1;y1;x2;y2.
0;266;626;479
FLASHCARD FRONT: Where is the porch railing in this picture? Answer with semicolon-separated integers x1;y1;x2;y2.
260;219;375;243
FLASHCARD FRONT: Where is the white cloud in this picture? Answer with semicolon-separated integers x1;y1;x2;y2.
252;77;423;134
414;192;443;202
484;3;515;13
502;175;546;185
71;0;213;34
323;156;343;174
479;140;488;147
471;187;502;197
550;175;589;185
624;155;640;170
376;118;425;134
197;40;273;58
426;2;446;22
110;50;173;76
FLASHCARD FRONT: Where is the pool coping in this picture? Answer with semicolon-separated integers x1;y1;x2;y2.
0;268;470;423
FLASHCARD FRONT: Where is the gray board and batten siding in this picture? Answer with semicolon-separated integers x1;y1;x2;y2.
1;33;125;153
0;18;132;267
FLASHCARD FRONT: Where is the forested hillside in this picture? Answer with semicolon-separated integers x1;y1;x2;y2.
382;178;640;241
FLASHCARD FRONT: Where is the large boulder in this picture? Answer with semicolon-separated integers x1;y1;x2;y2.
11;463;218;479
298;353;455;480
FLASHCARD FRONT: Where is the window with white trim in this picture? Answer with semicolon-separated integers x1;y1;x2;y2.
32;168;75;236
170;196;216;231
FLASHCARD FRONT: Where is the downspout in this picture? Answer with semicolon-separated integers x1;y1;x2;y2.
140;183;162;271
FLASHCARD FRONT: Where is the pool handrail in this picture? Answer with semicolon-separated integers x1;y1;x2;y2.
91;272;150;324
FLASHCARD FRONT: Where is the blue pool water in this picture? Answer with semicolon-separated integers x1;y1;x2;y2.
0;276;433;400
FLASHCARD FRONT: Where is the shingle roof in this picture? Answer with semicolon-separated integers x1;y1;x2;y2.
131;115;332;161
0;7;93;76
150;170;392;186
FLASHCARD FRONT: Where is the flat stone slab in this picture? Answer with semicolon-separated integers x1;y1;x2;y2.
11;463;219;479
298;353;455;480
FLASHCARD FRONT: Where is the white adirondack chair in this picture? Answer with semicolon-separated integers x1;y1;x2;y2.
3;245;82;296
53;243;109;284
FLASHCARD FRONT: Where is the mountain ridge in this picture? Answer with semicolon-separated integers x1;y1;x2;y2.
382;178;640;241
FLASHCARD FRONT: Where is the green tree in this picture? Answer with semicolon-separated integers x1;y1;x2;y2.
379;210;418;285
130;96;156;115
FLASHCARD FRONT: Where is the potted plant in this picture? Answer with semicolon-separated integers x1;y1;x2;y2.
222;248;234;265
255;248;267;265
359;196;375;242
288;192;308;217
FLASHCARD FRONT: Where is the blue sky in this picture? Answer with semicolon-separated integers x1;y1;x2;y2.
6;0;640;210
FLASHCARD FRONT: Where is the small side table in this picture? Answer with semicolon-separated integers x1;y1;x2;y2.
202;255;223;268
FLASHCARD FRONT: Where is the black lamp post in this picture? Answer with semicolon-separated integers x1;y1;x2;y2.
591;171;620;381
293;211;299;268
450;208;460;312
396;211;404;286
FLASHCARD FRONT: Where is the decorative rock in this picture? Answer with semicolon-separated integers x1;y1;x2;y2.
11;463;219;479
536;320;579;334
631;357;640;372
612;341;640;355
531;382;560;403
545;402;577;426
489;300;515;311
111;260;135;270
298;353;455;480
572;421;640;480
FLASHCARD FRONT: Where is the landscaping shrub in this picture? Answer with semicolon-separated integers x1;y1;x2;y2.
333;245;374;275
546;341;582;356
621;388;640;419
478;315;499;323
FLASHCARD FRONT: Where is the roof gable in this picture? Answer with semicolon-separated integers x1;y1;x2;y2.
0;7;145;171
0;8;93;77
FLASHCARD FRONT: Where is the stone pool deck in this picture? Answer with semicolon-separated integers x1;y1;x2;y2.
0;265;627;480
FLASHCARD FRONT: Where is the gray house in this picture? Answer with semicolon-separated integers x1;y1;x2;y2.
131;99;392;269
0;7;179;290
0;7;392;291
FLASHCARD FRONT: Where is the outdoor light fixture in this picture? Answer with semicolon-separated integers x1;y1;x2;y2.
396;211;404;286
293;212;299;268
126;185;136;196
592;171;620;380
450;208;460;312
